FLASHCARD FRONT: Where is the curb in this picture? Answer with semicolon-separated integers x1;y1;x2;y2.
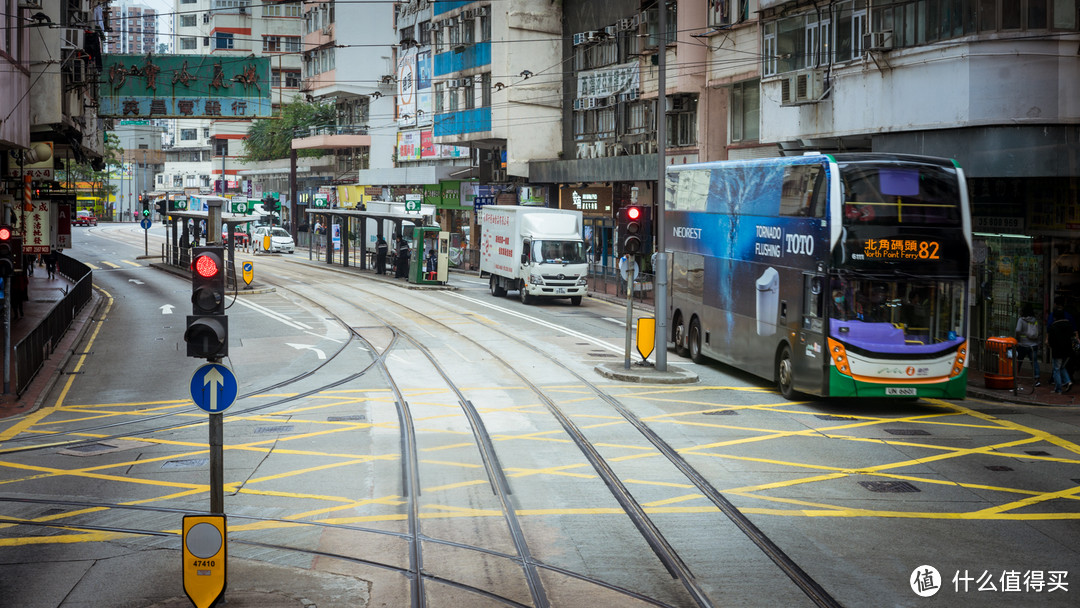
594;361;699;384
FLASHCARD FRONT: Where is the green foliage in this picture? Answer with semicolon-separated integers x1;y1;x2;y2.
57;133;124;214
241;101;336;162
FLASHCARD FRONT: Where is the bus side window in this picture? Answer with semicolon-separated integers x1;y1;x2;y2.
780;165;825;217
803;275;824;330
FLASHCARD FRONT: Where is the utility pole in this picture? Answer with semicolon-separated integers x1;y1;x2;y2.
655;2;669;372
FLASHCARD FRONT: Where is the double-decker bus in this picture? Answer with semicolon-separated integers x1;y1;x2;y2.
665;154;971;399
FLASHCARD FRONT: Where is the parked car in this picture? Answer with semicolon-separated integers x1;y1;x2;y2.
73;210;97;226
253;226;295;254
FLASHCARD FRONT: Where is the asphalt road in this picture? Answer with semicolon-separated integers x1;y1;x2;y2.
0;223;1077;608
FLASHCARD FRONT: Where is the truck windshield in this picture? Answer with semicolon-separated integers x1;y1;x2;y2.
533;240;586;264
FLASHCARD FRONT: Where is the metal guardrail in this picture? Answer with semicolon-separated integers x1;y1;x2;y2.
12;254;93;395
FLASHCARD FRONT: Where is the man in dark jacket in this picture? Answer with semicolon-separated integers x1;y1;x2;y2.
375;236;388;275
1047;300;1077;393
395;237;410;279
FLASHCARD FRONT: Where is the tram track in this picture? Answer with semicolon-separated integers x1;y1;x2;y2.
1;246;836;607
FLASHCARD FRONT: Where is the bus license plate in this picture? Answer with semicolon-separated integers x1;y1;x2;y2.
886;387;917;396
556;288;566;294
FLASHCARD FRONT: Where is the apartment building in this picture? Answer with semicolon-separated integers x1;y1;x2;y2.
103;0;157;54
160;0;304;195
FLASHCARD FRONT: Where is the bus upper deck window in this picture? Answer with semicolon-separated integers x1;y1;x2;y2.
879;169;920;196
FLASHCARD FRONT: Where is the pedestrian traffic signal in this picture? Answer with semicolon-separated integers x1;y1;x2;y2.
619;206;645;256
185;246;228;358
0;226;14;278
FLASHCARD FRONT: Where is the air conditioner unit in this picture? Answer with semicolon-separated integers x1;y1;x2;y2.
604;25;618;36
323;25;332;35
668;96;689;112
462;76;472;86
585;30;601;43
491;169;506;182
573;33;586;46
781;69;825;105
448;79;460;88
607;95;618;106
477;7;488;17
594;141;606;157
864;30;894;52
572;98;584;110
463;9;474;19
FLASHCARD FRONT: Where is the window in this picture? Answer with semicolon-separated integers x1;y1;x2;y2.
285;36;302;52
779;165;825;217
730;79;759;143
481;72;491;107
434;83;444;113
215;32;234;49
180;15;196;27
708;0;748;27
666;96;697;148
180;129;197;141
263;35;281;52
464;78;475;109
463;19;475;44
419;21;431;45
214;139;228;156
481;14;491;41
180;37;197;50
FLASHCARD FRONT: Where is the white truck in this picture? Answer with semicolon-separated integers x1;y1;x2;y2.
479;205;589;305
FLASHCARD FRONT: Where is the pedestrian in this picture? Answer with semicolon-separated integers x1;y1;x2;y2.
13;269;28;320
1047;300;1077;394
375;236;388;275
1015;303;1041;387
23;253;33;277
426;248;437;275
43;249;58;280
395;237;410;279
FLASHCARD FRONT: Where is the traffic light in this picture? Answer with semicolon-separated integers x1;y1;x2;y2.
141;199;150;218
185;246;228;359
0;226;15;278
619;205;645;256
155;199;167;217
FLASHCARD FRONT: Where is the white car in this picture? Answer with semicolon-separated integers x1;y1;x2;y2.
253;226;295;254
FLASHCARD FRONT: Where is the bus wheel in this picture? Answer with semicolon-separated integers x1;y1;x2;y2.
519;281;532;305
688;318;706;364
569;296;582;306
777;345;797;399
674;315;689;357
490;275;506;297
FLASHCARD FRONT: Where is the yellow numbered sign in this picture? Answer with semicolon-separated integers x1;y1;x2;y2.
636;317;656;361
183;514;227;608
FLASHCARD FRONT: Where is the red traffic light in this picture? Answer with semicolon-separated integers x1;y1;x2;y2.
194;254;219;278
0;226;11;241
626;206;642;221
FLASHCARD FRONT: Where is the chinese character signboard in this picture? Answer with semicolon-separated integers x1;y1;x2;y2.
22;200;53;254
5;142;54;180
99;54;273;119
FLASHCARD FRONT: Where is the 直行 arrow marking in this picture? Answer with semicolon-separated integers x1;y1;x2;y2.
286;343;326;360
203;367;224;411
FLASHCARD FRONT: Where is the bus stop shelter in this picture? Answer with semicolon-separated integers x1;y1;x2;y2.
304;207;434;271
158;210;262;284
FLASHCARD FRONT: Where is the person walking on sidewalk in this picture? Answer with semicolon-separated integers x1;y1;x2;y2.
1047;300;1077;394
1015;303;1042;387
43;249;58;280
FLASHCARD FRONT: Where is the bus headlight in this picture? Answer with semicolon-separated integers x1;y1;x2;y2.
827;338;852;377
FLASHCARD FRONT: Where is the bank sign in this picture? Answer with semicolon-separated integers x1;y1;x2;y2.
98;55;272;119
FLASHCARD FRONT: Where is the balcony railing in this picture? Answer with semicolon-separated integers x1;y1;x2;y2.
292;124;370;138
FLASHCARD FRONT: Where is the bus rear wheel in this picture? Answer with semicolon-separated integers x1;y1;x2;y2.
776;345;797;399
673;315;689;357
688;318;705;364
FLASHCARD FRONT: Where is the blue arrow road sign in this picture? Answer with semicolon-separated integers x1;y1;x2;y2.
190;363;238;413
140;217;152;230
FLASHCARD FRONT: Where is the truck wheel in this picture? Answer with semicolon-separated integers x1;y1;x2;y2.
489;274;506;297
688;318;705;364
569;296;582;306
519;280;532;304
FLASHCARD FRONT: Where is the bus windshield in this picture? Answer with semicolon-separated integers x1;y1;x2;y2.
533;240;586;265
828;277;966;353
839;161;962;227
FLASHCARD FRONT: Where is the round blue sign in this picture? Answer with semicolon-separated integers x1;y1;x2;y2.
140;218;152;230
189;363;238;413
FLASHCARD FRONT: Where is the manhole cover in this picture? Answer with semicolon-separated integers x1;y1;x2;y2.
986;465;1014;471
884;428;931;436
858;480;920;493
815;414;855;421
254;425;295;434
589;353;618;358
703;410;738;416
327;415;366;422
162;459;209;469
64;443;112;454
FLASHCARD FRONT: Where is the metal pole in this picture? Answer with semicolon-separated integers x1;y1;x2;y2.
655;2;669;371
209;409;224;513
624;262;635;370
3;279;9;395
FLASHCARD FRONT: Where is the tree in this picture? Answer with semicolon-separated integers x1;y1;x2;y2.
58;133;124;217
241;101;336;162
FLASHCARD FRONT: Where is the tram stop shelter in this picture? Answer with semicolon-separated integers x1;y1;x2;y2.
157;209;262;287
304;207;436;272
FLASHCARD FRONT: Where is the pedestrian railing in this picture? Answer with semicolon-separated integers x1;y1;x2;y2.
12;254;93;395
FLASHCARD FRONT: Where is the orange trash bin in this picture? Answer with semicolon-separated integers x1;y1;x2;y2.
983;337;1017;389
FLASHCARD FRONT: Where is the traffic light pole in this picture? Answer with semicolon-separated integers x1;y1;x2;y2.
624;261;635;370
654;3;669;372
205;199;225;514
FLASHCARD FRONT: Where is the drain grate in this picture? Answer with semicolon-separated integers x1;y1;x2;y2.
254;425;295;434
64;443;112;454
703;409;738;416
858;480;920;493
327;415;366;422
815;414;855;421
162;458;209;469
1025;450;1051;456
589;352;618;358
884;428;931;436
986;465;1014;472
